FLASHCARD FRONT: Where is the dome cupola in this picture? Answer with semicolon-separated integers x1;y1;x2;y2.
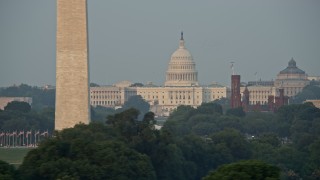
279;58;305;75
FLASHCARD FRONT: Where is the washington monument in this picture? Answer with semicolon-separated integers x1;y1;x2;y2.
55;0;90;130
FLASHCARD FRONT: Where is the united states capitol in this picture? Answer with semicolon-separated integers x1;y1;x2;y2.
90;33;229;116
90;32;314;116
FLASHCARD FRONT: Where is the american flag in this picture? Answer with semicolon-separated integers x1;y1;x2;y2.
18;131;24;136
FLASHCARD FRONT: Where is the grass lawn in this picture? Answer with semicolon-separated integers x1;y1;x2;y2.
0;148;33;167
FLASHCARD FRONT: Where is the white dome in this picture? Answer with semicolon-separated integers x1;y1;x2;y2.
170;47;193;61
165;32;199;87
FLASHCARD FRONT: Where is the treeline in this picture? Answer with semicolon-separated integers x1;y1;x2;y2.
0;101;54;132
0;84;55;110
1;102;319;179
163;102;320;179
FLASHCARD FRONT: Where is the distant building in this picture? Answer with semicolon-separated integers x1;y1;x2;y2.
0;97;32;110
90;81;137;107
241;58;310;108
90;33;230;116
240;85;276;105
274;58;310;97
307;76;320;82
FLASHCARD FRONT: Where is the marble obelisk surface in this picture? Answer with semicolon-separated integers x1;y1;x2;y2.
55;0;90;130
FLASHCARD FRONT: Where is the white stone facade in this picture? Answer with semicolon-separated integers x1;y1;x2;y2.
90;84;229;115
90;34;229;115
240;86;276;105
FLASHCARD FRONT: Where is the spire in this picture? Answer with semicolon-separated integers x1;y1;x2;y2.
179;31;185;48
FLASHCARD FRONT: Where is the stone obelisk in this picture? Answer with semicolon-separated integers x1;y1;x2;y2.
55;0;90;130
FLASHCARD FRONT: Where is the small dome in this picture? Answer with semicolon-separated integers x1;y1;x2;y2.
280;58;305;74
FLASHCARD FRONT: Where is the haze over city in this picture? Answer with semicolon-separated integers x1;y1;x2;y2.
0;0;320;87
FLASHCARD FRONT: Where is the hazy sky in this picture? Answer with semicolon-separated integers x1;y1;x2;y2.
0;0;320;87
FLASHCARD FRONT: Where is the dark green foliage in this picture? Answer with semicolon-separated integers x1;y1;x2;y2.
290;85;320;104
210;129;252;161
91;105;115;122
19;123;156;180
0;107;54;131
226;107;246;117
0;84;55;110
195;102;223;115
119;95;150;120
164;102;320;179
5;97;320;179
4;101;31;113
89;83;100;87
0;160;18;180
130;83;144;87
212;97;230;113
203;160;280;180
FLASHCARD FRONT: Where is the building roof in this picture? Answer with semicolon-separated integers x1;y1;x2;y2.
279;58;306;75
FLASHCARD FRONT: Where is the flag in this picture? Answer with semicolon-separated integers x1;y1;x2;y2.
19;131;24;136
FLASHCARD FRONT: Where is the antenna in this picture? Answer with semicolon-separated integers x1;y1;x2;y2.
230;62;235;75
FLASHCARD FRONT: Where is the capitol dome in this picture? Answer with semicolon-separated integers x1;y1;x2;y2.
165;32;199;87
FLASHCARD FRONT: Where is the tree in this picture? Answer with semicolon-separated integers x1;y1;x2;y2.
107;108;140;141
203;160;280;180
0;84;55;110
210;129;252;161
290;85;320;104
226;107;246;117
4;101;31;113
195;103;223;116
89;83;100;87
212;97;230;113
130;83;144;87
120;95;150;120
0;160;17;180
19;123;156;180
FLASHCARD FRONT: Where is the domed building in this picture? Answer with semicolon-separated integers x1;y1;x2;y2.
89;32;230;116
165;32;199;87
275;58;309;97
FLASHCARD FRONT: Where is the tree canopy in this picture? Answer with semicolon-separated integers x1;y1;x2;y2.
203;160;280;180
4;101;31;113
19;123;156;180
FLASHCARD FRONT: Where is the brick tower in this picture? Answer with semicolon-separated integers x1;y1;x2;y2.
55;0;90;130
231;75;241;108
